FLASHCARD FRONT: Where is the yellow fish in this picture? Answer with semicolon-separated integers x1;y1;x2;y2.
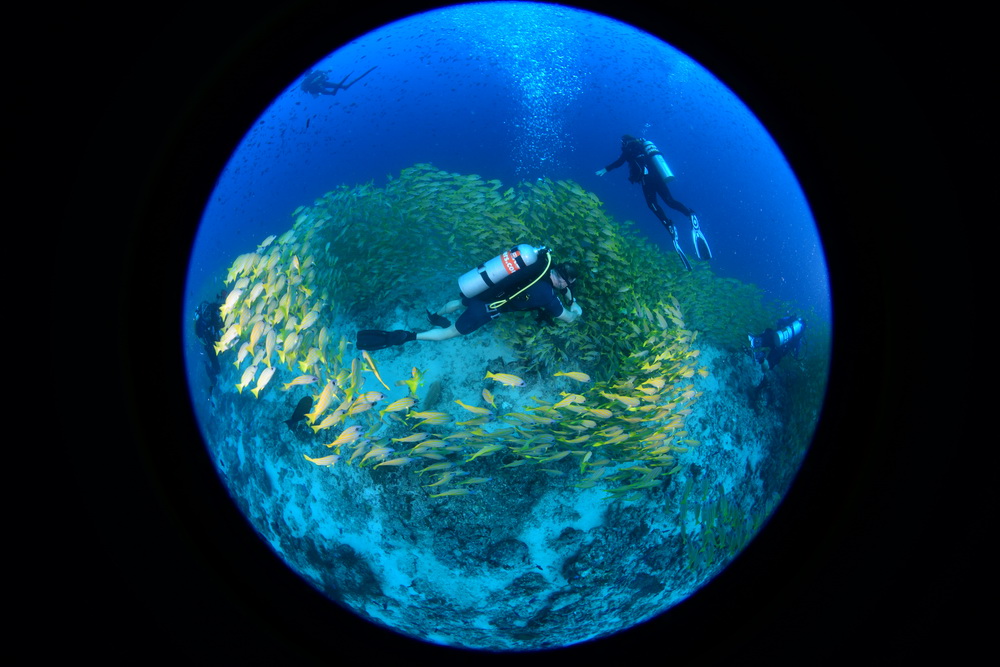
554;371;591;383
482;388;496;408
454;399;493;416
219;288;244;320
282;374;318;391
553;393;586;409
311;412;344;434
214;324;241;355
396;367;425;396
247;320;266;354
235;365;258;394
347;400;375;416
360;446;394;466
305;381;337;424
423;472;457;487
374;457;415;468
485;371;525;387
412;411;452;427
362;350;391;391
263;328;277;367
303;453;340;467
392;432;430;443
379;397;416;420
430;488;473;498
465;444;505;462
250;366;276;398
296;309;319;333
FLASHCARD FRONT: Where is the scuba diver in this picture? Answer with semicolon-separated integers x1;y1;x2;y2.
748;315;805;371
300;66;378;97
193;294;225;394
596;134;712;271
356;245;583;351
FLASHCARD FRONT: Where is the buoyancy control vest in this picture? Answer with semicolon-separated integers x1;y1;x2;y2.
458;244;551;310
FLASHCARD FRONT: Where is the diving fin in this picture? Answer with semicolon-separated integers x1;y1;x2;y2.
667;224;692;271
426;309;451;328
690;214;713;260
356;329;416;351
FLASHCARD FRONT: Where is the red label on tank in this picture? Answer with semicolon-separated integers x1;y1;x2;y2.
501;250;520;274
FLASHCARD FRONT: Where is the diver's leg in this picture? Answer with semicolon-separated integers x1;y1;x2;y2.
642;182;670;224
416;324;461;342
437;299;463;315
656;182;693;217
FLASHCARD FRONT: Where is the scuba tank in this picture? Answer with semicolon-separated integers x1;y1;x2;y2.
775;318;804;347
458;244;551;308
642;140;675;183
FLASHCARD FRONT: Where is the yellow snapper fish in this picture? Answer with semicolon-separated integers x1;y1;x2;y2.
392;432;430;444
553;393;586;409
324;425;364;449
465;444;505;462
213;324;241;355
263;328;277;367
311;411;345;434
374;457;415;468
454;399;493;416
357;391;385;404
554;371;591;383
396;367;425;396
379;397;416;420
412;411;452;427
482;388;496;408
303;453;340;467
429;488;474;498
250;366;276;398
297;347;321;374
219;288;244;320
362;350;391;392
232;341;251;368
360;446;395;466
235;365;258;394
247;320;266;354
305;381;337;423
296;309;320;333
485;371;525;387
282;374;318;391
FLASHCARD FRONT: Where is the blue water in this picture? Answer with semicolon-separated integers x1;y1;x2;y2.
186;1;830;327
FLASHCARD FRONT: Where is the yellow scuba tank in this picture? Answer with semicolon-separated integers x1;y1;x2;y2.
458;244;548;301
642;140;675;182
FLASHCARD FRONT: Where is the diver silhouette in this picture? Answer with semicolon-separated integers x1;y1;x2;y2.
300;66;377;97
597;134;712;271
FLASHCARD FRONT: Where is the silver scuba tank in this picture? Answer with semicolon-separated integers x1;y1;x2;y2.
775;318;804;347
459;244;544;299
642;140;675;182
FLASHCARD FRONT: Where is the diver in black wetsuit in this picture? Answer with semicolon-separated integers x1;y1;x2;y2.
300;66;378;97
596;134;712;271
194;294;225;394
748;315;805;371
356;248;582;351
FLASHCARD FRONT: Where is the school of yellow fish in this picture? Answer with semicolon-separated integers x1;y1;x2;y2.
208;164;764;499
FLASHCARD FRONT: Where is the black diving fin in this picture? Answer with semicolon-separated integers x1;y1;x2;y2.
427;309;451;328
690;214;713;260
356;329;416;351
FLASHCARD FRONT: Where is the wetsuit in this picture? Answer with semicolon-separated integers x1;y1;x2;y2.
455;280;565;335
604;138;694;227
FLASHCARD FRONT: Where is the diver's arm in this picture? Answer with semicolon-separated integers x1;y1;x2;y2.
556;299;582;323
604;152;627;172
